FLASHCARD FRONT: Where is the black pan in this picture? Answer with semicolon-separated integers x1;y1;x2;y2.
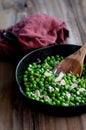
15;44;86;116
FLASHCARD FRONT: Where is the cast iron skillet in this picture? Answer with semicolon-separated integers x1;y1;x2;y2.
16;44;86;117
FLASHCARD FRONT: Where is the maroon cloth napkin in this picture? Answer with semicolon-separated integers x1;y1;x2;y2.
0;14;69;59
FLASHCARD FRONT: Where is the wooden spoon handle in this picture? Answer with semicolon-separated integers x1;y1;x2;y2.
78;43;86;62
69;43;86;63
79;43;86;55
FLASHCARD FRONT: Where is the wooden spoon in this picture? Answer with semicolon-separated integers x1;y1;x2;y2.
53;43;86;76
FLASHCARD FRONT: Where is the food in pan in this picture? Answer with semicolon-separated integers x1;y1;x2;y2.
23;55;86;106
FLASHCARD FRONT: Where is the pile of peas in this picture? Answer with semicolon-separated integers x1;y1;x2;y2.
23;55;86;106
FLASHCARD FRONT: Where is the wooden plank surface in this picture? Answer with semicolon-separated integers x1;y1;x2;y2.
0;0;86;130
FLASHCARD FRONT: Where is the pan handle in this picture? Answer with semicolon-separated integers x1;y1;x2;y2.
2;31;19;47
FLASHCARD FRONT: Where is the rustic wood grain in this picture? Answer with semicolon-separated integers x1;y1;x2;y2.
0;0;86;130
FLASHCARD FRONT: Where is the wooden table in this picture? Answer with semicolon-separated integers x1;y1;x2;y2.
0;0;86;130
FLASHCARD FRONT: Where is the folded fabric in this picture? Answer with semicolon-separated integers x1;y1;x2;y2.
0;13;69;59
